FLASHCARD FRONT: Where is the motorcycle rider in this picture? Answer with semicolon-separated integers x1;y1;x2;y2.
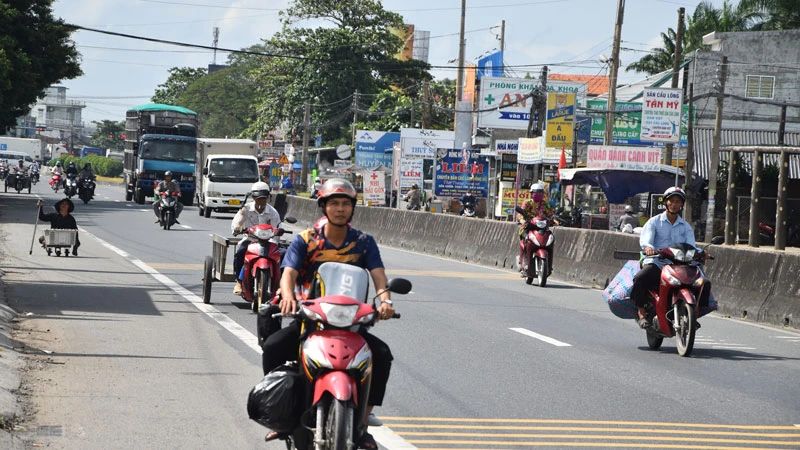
460;191;477;216
404;183;421;210
79;163;96;197
152;171;183;222
37;198;81;256
262;179;395;449
631;186;702;328
310;177;322;199
516;183;556;275
65;161;78;177
618;205;639;232
230;181;282;296
30;160;41;182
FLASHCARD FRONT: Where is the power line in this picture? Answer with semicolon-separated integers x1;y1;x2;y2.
78;44;211;54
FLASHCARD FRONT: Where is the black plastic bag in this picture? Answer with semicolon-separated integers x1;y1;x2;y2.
247;365;302;432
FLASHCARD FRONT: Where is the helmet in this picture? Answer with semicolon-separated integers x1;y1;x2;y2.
68;161;75;167
56;162;62;167
317;179;357;207
84;163;91;169
663;186;686;201
164;171;173;178
250;181;271;199
624;205;634;213
529;183;544;193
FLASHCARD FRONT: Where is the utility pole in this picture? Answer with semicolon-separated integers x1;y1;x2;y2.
684;82;695;223
527;65;548;138
604;0;625;145
455;0;466;103
705;56;727;243
500;20;506;76
421;80;432;129
300;101;310;189
351;90;359;145
775;104;788;250
664;7;685;167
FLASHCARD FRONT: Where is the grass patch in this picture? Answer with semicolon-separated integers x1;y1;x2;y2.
96;175;123;184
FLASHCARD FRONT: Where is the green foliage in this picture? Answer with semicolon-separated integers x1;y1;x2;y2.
626;29;677;74
0;0;82;131
90;120;125;150
247;0;430;142
738;0;800;30
151;67;207;105
55;155;123;177
357;80;456;131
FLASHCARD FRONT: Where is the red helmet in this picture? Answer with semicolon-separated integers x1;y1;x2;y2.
317;179;357;207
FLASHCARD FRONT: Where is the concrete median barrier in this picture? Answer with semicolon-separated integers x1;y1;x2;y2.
283;195;798;330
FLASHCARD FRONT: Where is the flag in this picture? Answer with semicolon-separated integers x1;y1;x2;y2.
557;146;567;181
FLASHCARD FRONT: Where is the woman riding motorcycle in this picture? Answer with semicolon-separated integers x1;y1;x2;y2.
516;183;556;274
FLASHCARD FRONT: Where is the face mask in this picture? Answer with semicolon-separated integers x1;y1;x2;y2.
533;193;544;202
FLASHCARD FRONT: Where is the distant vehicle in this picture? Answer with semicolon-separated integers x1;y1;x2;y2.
79;146;104;157
123;104;199;205
196;138;259;218
0;137;44;161
106;149;124;162
0;150;35;169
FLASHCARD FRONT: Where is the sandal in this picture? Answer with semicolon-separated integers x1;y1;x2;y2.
358;432;378;450
637;317;651;329
264;431;288;442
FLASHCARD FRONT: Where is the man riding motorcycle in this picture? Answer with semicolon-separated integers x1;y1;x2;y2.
230;182;282;296
30;160;41;181
262;179;395;449
516;183;556;274
65;161;78;177
460;191;477;216
618;205;639;232
79;163;96;196
152;171;183;223
631;186;705;328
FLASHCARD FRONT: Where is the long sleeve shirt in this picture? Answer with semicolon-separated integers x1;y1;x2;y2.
39;209;78;230
231;202;282;235
639;212;697;268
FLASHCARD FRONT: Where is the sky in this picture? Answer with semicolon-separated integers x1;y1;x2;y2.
53;0;728;124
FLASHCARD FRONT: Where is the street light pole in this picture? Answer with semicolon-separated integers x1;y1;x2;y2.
604;0;625;146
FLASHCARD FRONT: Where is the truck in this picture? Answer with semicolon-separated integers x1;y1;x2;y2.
195;138;260;218
123;104;199;205
79;146;105;157
0;137;44;161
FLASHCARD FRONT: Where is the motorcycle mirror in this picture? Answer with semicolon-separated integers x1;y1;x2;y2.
284;216;297;224
386;278;412;295
710;236;724;245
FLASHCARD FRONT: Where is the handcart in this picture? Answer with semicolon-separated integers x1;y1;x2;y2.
42;229;77;257
201;234;242;304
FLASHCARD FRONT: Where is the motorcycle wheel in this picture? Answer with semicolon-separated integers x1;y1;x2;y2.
203;206;211;218
325;398;353;450
55;249;61;257
82;195;89;204
646;328;663;350
134;188;145;205
535;257;548;287
46;248;52;256
164;211;173;230
675;302;696;357
125;188;133;202
202;256;213;304
254;269;270;313
27;184;31;194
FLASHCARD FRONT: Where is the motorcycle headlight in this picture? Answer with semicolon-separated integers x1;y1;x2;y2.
301;306;323;322
685;249;696;262
320;303;359;328
670;248;685;262
665;273;682;286
535;220;548;229
253;228;274;240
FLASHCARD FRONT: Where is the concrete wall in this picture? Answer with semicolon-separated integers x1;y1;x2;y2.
284;196;799;329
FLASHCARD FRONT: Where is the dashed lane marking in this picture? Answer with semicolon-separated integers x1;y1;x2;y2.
79;228;416;450
177;224;192;229
509;327;571;347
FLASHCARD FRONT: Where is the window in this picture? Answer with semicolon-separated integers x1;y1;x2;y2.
745;75;775;99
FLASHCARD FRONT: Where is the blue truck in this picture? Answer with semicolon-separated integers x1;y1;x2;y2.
123;104;199;205
79;146;104;157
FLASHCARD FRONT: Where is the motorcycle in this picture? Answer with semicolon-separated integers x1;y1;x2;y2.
0;166;8;181
49;173;62;192
63;173;78;198
4;171;31;194
78;177;96;204
516;206;554;287
256;262;410;450
30;170;40;185
237;218;297;313
554;205;582;228
640;237;723;357
461;200;476;218
156;191;180;230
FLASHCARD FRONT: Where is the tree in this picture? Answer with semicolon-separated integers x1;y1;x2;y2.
248;0;429;142
626;29;677;74
177;65;256;138
151;67;207;105
739;0;800;30
0;0;82;131
90;120;125;150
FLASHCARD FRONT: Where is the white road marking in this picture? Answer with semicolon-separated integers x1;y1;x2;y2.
78;227;416;450
125;204;132;207
138;209;149;212
178;224;192;229
711;346;757;350
114;200;121;203
773;336;800;340
509;327;572;347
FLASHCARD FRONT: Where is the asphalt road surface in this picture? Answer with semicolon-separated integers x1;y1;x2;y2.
1;180;799;449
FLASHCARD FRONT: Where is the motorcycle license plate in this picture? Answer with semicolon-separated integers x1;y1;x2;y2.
228;199;241;205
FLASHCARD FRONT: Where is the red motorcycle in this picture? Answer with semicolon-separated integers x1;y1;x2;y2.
237;219;296;313
49;173;62;192
641;238;722;357
260;262;410;450
517;207;554;287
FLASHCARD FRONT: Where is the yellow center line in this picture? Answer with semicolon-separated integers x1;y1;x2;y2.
391;427;800;438
397;432;800;446
380;417;800;430
407;440;781;449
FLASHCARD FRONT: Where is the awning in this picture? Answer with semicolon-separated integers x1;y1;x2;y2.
560;166;684;203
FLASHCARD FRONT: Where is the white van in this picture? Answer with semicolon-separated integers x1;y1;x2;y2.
0;151;35;169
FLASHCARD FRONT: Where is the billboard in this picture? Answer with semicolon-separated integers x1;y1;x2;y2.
478;77;540;130
545;92;576;150
587;99;689;147
495;139;519;155
640;88;683;143
363;170;386;206
434;148;489;197
517;137;542;165
400;128;455;159
587;145;662;172
500;154;517;181
398;158;423;196
477;51;504;80
355;130;398;169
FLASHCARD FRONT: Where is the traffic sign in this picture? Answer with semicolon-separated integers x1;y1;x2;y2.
336;144;352;159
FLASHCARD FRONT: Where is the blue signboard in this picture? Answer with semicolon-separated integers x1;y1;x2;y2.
434;149;490;197
355;130;398;169
576;115;593;144
477;51;504;80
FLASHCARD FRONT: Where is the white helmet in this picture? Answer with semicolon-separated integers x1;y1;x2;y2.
529;183;544;193
250;181;271;199
663;186;686;202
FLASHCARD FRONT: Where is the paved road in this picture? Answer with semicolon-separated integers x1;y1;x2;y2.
2;181;799;449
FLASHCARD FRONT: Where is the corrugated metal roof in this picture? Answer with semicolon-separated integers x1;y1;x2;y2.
692;127;800;179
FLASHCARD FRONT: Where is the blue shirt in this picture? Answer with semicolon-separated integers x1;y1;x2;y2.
639;212;697;268
282;226;384;288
